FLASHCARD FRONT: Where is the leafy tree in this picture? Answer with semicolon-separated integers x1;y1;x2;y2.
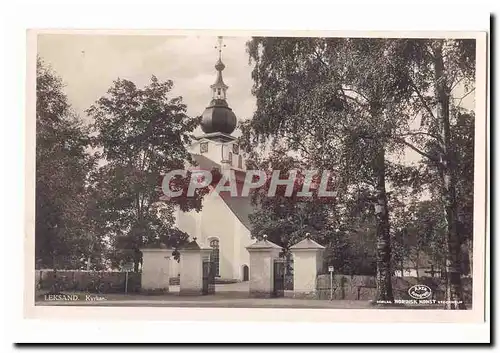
245;148;330;245
35;57;98;269
390;197;447;277
87;76;206;271
393;39;475;309
453;112;474;276
245;146;377;276
389;110;474;284
243;37;418;302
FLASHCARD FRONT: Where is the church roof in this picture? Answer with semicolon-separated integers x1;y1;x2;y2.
141;242;169;250
219;195;253;231
191;153;254;231
290;235;325;250
194;132;236;142
183;238;201;250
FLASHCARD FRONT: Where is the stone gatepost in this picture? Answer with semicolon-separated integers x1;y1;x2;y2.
246;235;282;298
140;247;173;294
178;238;212;295
289;233;325;298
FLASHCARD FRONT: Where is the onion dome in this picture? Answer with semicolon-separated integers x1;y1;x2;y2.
200;100;237;134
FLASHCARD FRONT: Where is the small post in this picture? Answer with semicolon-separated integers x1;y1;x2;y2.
328;265;334;301
125;271;129;294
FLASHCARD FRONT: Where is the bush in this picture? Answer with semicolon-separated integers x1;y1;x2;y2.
36;270;141;294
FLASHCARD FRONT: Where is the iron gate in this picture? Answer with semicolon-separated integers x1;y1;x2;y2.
202;260;215;295
273;259;285;297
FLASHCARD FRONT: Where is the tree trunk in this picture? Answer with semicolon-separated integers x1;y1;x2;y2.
134;255;140;272
433;41;466;310
134;248;142;272
468;238;473;276
373;144;394;302
415;251;420;279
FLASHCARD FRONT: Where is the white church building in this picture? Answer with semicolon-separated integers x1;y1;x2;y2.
168;40;255;281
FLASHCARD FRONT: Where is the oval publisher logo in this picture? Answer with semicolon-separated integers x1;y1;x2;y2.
408;285;432;300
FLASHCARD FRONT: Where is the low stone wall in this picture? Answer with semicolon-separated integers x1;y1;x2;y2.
316;275;473;303
286;291;316;299
36;269;141;294
168;277;240;285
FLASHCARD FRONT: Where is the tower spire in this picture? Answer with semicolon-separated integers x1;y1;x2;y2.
199;36;237;136
211;36;228;100
216;36;225;61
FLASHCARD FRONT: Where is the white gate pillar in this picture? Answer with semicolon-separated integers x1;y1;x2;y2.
179;238;212;295
140;247;173;294
290;233;325;298
246;235;282;298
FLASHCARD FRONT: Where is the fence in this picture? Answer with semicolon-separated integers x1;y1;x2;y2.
36;269;141;294
316;274;473;303
36;271;240;293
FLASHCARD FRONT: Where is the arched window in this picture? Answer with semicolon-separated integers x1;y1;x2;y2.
209;238;220;277
238;155;243;169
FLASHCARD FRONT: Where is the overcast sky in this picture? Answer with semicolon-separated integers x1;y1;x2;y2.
37;34;475;166
37;34;256;136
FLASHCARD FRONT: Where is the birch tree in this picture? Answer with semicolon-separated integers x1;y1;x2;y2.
394;39;475;309
243;37;416;302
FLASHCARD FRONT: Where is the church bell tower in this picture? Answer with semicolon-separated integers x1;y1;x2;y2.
199;37;237;141
196;37;244;171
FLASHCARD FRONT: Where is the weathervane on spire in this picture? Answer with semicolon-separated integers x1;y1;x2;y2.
211;36;229;100
215;36;226;61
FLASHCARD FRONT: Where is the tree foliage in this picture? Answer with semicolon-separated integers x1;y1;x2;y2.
242;37;475;307
36;58;99;269
243;37;422;301
87;76;204;270
393;39;475;309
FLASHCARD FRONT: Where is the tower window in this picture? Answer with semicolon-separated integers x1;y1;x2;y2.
217;88;221;96
209;238;220;277
200;142;208;154
232;143;239;155
238;155;243;169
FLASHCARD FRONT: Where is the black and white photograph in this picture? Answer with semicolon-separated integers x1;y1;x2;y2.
26;29;487;323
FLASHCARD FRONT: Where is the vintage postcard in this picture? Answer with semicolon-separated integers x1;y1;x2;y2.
25;29;488;325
